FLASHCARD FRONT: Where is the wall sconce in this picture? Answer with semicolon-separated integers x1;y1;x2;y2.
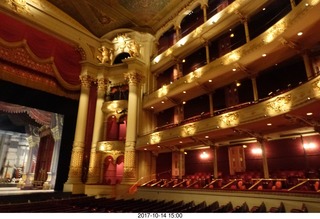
251;148;262;155
303;142;316;150
200;151;209;159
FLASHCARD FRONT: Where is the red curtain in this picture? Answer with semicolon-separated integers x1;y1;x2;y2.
0;12;82;85
0;101;52;126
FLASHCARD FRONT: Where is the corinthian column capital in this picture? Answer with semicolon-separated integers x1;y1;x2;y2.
96;77;109;92
124;71;144;85
79;74;94;88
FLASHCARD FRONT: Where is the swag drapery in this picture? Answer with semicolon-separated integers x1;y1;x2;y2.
0;100;52;127
0;12;82;86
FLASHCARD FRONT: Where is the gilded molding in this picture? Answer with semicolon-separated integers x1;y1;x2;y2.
219;112;239;127
266;95;291;113
182;124;196;136
312;79;320;92
7;0;30;15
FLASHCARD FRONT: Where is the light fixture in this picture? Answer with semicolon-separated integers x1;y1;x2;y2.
306;112;313;116
200;151;209;159
303;142;316;149
297;32;303;36
262;53;267;57
267;123;272;126
252;148;262;155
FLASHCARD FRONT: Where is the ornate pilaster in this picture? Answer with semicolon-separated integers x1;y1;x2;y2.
87;76;109;184
64;74;93;193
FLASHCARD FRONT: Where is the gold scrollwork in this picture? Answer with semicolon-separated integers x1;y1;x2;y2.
220;112;239;127
312;79;320;92
182;124;196;136
267;95;291;113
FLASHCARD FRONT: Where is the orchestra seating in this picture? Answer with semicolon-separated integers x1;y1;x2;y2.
0;192;311;212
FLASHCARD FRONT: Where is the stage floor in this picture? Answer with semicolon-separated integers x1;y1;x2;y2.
0;187;54;196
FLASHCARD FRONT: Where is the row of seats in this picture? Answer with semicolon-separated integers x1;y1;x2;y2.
147;169;320;192
0;194;305;213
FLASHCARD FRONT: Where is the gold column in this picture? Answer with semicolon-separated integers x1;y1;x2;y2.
122;71;144;184
202;3;208;22
204;41;210;65
179;149;185;179
302;50;315;80
211;146;218;179
251;75;259;102
236;11;250;43
208;92;214;116
174;25;181;42
259;139;269;179
87;76;109;184
64;74;93;192
290;0;296;9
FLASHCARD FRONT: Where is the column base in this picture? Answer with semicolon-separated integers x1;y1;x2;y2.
63;182;85;194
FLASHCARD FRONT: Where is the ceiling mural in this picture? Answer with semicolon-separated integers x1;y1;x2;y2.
47;0;193;37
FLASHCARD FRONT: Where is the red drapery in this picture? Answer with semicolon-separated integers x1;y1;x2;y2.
0;101;52;126
0;12;82;86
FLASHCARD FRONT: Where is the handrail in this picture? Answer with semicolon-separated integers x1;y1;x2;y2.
161;179;175;188
172;179;187;188
221;179;238;189
186;180;199;188
288;178;320;191
151;179;163;187
203;179;222;188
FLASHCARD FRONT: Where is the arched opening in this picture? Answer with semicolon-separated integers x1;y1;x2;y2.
106;115;118;140
113;52;131;64
118;115;127;141
116;155;124;184
103;155;115;185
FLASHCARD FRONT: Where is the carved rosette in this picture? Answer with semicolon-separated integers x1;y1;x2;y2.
124;71;144;85
68;141;85;177
79;74;93;88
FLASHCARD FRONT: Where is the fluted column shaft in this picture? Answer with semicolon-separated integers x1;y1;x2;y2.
66;74;92;184
122;71;144;184
87;76;108;184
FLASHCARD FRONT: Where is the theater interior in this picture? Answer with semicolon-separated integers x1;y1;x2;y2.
0;0;320;213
